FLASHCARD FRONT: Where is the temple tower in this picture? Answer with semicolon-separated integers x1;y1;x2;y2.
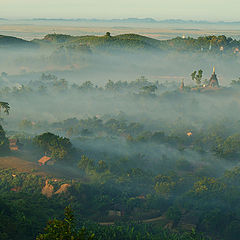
180;79;185;90
208;66;220;88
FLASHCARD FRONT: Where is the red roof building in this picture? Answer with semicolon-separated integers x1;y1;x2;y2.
9;139;20;151
38;156;52;166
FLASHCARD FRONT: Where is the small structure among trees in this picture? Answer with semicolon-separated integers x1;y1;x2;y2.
38;156;52;166
33;132;73;161
9;138;20;151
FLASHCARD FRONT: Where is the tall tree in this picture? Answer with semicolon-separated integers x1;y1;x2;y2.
191;70;203;86
0;124;9;153
0;102;10;115
36;206;94;240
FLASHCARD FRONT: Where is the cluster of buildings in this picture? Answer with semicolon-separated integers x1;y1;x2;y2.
8;138;53;166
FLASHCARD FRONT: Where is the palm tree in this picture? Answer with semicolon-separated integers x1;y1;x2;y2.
0;102;10;116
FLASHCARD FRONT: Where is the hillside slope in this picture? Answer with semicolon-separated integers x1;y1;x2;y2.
39;33;161;51
0;35;36;47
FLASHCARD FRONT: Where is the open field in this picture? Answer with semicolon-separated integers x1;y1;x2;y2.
0;155;85;179
0;156;39;172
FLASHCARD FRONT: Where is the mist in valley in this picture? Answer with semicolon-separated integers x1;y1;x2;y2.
1;39;240;175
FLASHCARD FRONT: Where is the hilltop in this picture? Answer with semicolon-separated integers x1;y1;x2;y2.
1;33;240;54
0;35;37;47
36;33;240;53
40;33;161;51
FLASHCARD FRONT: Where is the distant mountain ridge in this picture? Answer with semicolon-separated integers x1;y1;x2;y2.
1;18;239;24
30;18;240;24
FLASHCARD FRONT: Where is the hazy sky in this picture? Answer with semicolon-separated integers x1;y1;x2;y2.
1;0;239;21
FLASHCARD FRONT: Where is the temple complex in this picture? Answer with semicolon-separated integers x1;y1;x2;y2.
179;67;221;92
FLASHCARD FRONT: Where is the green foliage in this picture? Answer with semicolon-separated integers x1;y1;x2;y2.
140;85;157;95
78;155;95;172
0;124;9;153
191;70;203;86
105;32;111;37
33;132;73;160
220;134;240;158
231;78;240;86
2;33;240;55
192;177;225;195
0;102;10;122
166;206;181;224
36;206;94;240
154;174;177;198
97;160;108;172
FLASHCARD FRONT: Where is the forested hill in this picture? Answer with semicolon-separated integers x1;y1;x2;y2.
1;33;240;53
0;35;36;47
34;33;162;52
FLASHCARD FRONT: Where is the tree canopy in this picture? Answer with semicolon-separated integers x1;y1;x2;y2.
33;132;73;161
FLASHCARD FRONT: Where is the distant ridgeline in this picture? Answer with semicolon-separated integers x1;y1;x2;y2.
1;33;240;54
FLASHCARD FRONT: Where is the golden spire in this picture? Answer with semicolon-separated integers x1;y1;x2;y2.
180;79;184;89
213;66;215;73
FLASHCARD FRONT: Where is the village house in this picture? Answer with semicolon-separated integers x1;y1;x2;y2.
38;156;53;166
9;138;22;151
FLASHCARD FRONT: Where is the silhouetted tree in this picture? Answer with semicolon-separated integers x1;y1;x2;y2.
36;206;94;240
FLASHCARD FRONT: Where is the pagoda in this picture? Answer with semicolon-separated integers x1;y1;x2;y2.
179;79;185;90
208;67;220;88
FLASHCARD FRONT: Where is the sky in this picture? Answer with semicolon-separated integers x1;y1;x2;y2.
1;0;239;21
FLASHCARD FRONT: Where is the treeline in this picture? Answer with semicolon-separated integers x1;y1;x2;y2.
0;74;168;97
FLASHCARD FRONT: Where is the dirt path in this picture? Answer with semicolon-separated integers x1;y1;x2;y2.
142;215;165;223
99;222;115;226
99;215;165;226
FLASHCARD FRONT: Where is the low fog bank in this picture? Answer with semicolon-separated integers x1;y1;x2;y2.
2;80;240;127
0;46;239;86
72;135;233;176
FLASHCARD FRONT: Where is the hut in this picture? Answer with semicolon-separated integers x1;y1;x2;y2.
38;156;52;166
